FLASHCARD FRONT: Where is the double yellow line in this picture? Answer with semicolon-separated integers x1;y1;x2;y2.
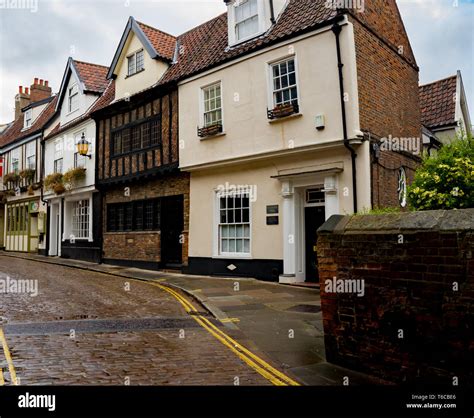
148;281;300;386
0;328;18;385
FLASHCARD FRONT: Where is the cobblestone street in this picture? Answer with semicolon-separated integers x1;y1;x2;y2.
0;255;269;385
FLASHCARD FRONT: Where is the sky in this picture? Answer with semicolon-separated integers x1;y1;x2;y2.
0;0;473;124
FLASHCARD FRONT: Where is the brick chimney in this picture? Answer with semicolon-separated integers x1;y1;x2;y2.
14;85;31;120
29;77;52;103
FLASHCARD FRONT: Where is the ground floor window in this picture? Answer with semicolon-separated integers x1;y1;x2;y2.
107;198;161;232
71;199;90;239
6;203;28;234
218;192;250;255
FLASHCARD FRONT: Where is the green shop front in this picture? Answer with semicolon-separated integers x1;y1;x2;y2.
5;198;46;252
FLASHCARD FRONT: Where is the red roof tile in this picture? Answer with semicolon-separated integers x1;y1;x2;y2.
136;21;176;61
0;96;58;147
419;75;457;130
73;60;109;93
160;0;338;84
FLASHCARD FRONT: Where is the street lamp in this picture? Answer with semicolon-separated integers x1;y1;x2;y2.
77;133;92;159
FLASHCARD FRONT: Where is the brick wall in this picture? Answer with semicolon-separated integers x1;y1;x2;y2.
371;150;420;208
317;210;474;384
349;1;422;208
102;172;190;265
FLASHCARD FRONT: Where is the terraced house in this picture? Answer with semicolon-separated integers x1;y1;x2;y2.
170;0;422;282
0;79;57;253
92;17;189;270
43;58;111;262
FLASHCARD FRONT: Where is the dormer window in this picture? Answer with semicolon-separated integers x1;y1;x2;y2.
24;109;32;128
68;84;79;113
127;49;144;76
235;0;259;41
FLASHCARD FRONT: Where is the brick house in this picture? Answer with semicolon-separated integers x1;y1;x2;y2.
0;79;57;253
155;0;423;282
43;58;111;263
91;17;189;270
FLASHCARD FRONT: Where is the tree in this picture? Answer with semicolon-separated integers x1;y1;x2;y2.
408;131;474;210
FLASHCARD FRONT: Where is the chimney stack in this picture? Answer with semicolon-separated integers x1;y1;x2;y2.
15;85;31;120
29;77;52;103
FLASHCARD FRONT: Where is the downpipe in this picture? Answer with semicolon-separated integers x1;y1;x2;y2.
332;22;358;213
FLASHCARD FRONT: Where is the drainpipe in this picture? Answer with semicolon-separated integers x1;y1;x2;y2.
332;22;358;213
269;0;276;24
40;136;48;205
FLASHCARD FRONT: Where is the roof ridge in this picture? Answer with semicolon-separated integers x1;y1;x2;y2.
420;75;457;89
73;59;109;69
136;20;177;39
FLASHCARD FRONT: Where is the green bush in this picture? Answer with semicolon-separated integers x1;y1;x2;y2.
408;132;474;210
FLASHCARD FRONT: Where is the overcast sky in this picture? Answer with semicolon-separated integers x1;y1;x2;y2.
0;0;472;124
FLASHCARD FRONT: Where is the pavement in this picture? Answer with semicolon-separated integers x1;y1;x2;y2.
0;251;389;386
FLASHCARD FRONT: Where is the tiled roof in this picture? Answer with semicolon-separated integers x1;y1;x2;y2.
420;75;457;130
160;0;338;84
73;60;109;93
45;81;115;140
136;21;176;61
0;95;58;147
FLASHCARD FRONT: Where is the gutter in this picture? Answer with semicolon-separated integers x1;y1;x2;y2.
332;21;358;213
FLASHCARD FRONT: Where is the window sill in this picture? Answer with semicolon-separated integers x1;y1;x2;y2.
125;68;145;79
212;254;252;260
199;131;226;141
268;113;303;124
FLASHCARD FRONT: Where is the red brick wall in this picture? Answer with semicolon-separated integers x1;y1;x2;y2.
349;1;422;208
317;211;474;384
102;172;190;265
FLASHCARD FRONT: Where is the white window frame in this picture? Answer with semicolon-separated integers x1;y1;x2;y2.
214;189;252;258
228;0;266;46
267;55;300;109
235;0;259;42
26;141;36;170
10;148;20;173
54;139;64;174
70;198;91;240
24;109;32;128
127;49;144;76
200;82;223;129
68;84;79;113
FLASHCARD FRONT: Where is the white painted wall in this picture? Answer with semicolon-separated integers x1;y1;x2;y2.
114;32;169;100
59;72;97;126
179;21;362;169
